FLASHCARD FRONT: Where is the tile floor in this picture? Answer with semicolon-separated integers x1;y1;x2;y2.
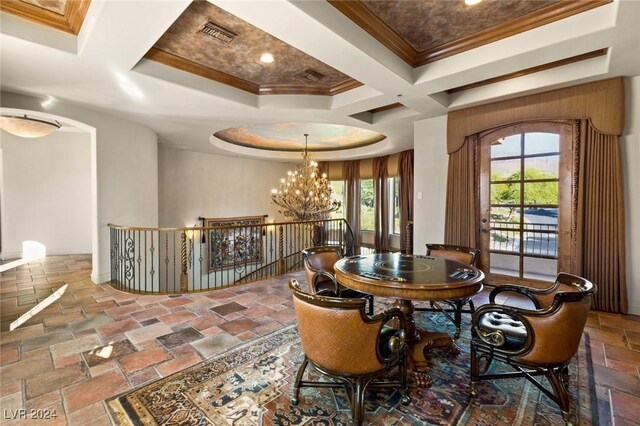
0;255;638;425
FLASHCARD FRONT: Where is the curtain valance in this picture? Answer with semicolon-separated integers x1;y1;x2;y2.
447;77;624;154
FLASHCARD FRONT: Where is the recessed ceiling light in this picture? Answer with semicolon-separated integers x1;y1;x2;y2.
260;53;274;63
465;0;482;5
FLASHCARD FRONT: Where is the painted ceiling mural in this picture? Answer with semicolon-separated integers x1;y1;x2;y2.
214;123;386;152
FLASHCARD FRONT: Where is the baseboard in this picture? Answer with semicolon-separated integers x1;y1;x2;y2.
46;248;91;256
627;303;640;316
1;248;90;260
91;271;111;284
0;251;22;261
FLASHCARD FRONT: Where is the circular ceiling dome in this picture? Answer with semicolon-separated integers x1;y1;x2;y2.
213;122;386;152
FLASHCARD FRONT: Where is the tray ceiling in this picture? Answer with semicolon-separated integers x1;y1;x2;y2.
0;0;91;34
23;0;65;15
214;123;386;152
145;1;361;96
329;0;610;67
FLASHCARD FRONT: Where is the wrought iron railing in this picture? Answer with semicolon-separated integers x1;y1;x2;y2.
490;221;558;257
108;219;355;294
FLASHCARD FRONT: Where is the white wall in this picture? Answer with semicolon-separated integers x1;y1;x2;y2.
1;91;159;283
412;115;449;253
1;131;91;257
158;145;292;227
622;76;640;315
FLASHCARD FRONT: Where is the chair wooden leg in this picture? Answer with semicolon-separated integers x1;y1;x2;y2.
291;356;309;406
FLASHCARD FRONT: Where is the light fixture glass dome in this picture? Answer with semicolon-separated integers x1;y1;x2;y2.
0;115;62;138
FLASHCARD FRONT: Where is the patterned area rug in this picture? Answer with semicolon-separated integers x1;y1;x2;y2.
108;316;598;425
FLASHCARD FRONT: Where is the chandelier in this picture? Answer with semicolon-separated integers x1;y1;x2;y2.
271;134;341;221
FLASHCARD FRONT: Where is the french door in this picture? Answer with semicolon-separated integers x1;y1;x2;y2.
478;122;573;286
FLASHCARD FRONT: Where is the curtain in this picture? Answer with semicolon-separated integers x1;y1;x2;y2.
398;150;414;253
444;134;479;248
343;160;361;250
576;120;628;313
373;156;389;252
317;161;329;179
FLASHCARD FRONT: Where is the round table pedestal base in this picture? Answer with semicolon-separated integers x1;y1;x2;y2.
411;330;460;387
390;299;460;387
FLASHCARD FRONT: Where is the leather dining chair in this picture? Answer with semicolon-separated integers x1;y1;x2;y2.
414;243;480;338
302;245;374;315
469;273;596;425
288;279;410;425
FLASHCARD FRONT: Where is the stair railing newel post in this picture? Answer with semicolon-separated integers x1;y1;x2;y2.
180;230;188;293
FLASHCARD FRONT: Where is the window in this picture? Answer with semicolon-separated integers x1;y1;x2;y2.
390;177;400;234
360;179;374;231
329;180;344;219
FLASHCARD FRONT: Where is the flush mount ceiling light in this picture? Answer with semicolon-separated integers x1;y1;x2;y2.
464;0;482;5
0;114;62;138
260;53;274;63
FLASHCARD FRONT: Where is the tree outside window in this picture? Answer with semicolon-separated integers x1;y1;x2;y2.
360;179;374;231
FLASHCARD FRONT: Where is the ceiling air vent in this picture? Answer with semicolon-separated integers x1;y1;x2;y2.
296;68;326;82
198;21;237;45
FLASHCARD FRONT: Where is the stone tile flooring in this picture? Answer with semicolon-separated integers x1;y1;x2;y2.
0;255;639;425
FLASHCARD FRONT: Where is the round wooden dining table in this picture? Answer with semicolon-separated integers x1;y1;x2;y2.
334;252;484;386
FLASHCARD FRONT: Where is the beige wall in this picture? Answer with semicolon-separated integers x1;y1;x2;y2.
412;116;449;253
622;76;640;315
157;146;292;227
1;131;91;258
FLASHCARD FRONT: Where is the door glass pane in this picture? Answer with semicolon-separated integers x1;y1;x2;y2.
490;223;520;253
522;228;557;256
523;182;558;205
490;207;520;225
491;183;520;205
491;134;520;158
490;158;520;181
523;257;557;281
523;207;558;226
490;252;519;276
524;132;559;155
524;155;559;179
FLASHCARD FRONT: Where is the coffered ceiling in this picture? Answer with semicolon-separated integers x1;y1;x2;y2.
1;0;638;160
0;0;90;34
329;0;608;66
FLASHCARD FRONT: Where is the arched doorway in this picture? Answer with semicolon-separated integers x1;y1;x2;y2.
478;121;573;286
